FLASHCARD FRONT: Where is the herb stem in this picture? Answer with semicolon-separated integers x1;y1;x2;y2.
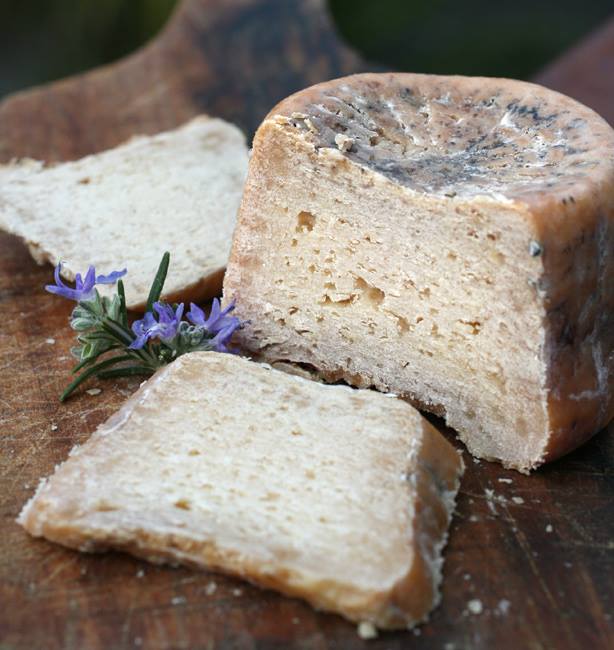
60;354;135;402
96;366;154;380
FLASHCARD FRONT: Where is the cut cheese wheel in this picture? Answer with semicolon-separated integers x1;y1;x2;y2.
18;351;464;630
223;73;614;472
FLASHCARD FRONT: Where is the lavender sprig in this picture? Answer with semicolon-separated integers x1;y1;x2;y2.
45;263;127;302
46;252;243;401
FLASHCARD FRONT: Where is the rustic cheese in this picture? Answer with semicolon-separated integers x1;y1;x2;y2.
223;73;614;472
0;117;248;309
18;352;463;629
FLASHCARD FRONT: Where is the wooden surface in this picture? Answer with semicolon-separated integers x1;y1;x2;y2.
0;0;370;161
1;1;613;648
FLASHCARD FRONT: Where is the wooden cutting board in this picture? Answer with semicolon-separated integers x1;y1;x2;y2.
1;2;612;648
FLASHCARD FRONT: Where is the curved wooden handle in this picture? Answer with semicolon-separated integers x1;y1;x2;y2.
0;0;371;162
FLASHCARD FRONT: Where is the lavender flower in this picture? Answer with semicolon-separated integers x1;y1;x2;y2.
46;251;247;402
45;262;127;301
187;298;240;335
207;322;240;353
129;302;184;349
187;298;241;352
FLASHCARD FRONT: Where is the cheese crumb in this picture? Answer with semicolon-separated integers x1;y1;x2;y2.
335;133;354;152
205;581;217;595
496;599;511;616
484;488;506;514
136;568;145;578
497;478;513;484
511;496;525;505
467;599;483;615
357;621;378;639
86;388;102;396
232;588;243;597
45;338;56;345
171;596;186;605
51;423;58;431
545;524;553;533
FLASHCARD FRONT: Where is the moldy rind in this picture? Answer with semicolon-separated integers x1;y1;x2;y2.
269;73;614;204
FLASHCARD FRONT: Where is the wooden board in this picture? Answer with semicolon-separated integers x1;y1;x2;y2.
0;2;613;648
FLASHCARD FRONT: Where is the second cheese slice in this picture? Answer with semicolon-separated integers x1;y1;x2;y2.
0;116;248;309
223;73;614;472
18;352;463;630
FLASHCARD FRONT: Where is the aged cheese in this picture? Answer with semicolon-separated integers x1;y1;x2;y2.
0;117;248;309
18;352;463;630
223;73;614;472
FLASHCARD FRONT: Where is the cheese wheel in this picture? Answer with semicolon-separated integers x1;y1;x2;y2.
224;73;614;472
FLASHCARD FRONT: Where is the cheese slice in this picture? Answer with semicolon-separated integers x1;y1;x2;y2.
0;116;248;309
223;73;614;472
18;351;463;630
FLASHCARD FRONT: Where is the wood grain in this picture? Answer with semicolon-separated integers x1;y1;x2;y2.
0;1;613;649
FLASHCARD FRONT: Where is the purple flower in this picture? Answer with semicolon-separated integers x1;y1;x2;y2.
187;299;240;334
129;302;184;349
45;262;127;302
187;299;241;353
208;322;240;353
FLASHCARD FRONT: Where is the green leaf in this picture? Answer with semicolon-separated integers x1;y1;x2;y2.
80;290;104;316
78;299;105;321
100;319;134;346
71;317;95;331
117;279;128;327
78;338;113;361
81;342;94;360
78;298;136;348
102;295;118;321
145;252;170;313
77;331;116;343
96;366;154;380
59;354;135;402
71;345;122;374
94;340;116;358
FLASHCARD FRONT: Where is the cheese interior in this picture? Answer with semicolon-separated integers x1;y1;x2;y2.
235;123;548;467
19;352;463;628
225;73;614;471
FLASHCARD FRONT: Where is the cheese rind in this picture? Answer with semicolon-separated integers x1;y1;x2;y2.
223;73;614;471
18;352;463;629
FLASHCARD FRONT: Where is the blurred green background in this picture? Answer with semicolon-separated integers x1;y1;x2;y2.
0;0;611;99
